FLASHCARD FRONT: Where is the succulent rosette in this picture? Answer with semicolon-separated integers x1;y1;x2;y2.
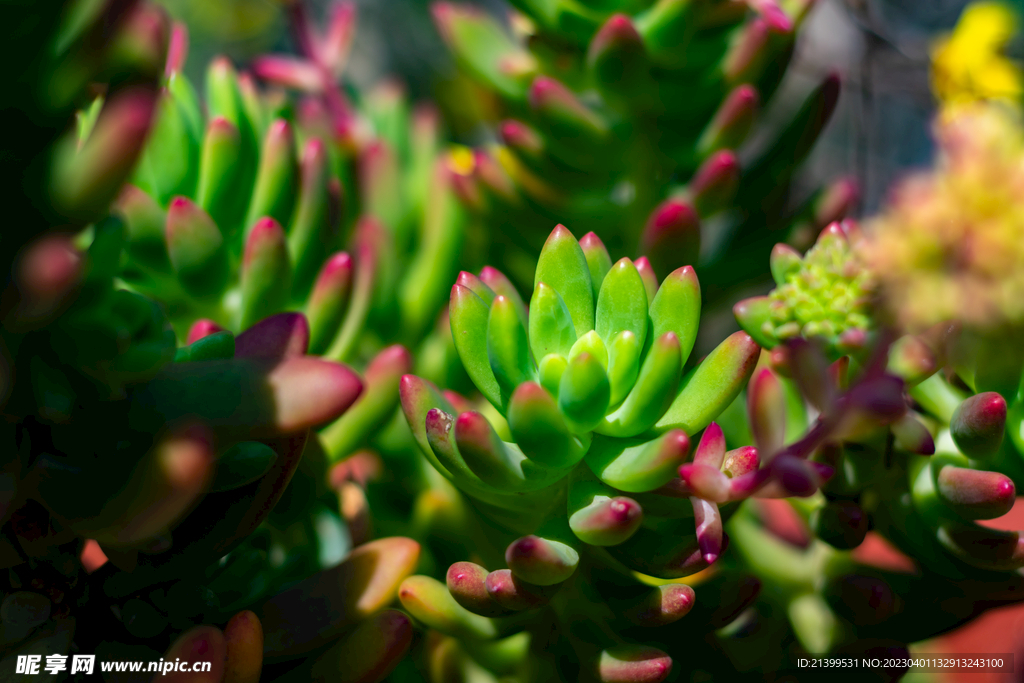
403;224;763;556
19;1;1024;681
392;224;874;679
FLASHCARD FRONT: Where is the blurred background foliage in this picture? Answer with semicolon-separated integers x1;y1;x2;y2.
152;0;1024;364
154;0;1024;214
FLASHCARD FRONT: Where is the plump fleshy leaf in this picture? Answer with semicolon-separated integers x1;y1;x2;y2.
647;266;700;365
559;352;611;432
399;574;499;640
450;284;502;408
507;382;581;469
587;430;690;493
595;258;648;347
534;225;595;338
529;282;578;363
488;295;534;401
505;535;579;586
600;332;682;437
656;332;760;434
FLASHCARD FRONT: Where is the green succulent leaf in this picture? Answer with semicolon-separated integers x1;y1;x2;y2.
534;225;595;338
529;282;578;361
559;352;611;433
648;265;700;365
595;257;648;347
599;332;683;438
508;382;584;469
606;330;642;408
656;331;760;435
450;284;503;409
586;430;690;493
488;295;534;402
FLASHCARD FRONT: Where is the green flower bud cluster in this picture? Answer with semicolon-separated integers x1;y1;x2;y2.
734;221;874;360
433;0;851;286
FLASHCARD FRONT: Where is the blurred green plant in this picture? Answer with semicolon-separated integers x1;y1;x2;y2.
430;0;855;299
0;3;421;679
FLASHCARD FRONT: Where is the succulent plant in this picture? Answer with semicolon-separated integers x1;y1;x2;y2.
393;226;977;680
0;3;425;679
2;0;168;277
836;100;1024;601
395;224;821;679
3;0;171;422
404;225;763;543
101;23;472;667
119;26;463;353
601;328;1017;680
16;0;1024;681
111;15;470;479
725;266;1024;667
431;0;852;293
711;99;1024;670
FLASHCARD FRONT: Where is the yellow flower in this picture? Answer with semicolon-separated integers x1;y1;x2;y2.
931;2;1023;106
861;102;1024;331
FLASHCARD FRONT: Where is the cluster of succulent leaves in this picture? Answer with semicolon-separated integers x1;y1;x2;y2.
1;2;425;680
119;45;466;357
106;23;480;662
715;216;1024;673
394;225;898;680
432;0;853;297
392;219;1024;681
14;1;1024;683
115;29;470;456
